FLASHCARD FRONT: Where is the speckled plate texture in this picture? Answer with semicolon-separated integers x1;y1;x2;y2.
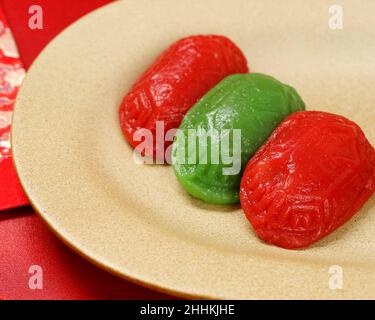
12;0;375;299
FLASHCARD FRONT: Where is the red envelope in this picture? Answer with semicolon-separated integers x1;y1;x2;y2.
0;7;28;210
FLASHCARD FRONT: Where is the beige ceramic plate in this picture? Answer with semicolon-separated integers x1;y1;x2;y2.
12;0;375;299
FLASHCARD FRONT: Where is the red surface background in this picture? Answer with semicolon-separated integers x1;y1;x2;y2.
0;0;174;299
0;208;173;300
2;0;114;69
0;156;28;211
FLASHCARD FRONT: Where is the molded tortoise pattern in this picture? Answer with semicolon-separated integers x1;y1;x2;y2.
240;111;375;249
119;34;248;161
172;73;305;205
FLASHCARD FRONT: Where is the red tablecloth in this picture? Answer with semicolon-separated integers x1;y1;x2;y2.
0;207;173;300
2;0;115;69
0;0;174;300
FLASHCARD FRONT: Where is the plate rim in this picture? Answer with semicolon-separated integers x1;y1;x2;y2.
11;0;375;300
